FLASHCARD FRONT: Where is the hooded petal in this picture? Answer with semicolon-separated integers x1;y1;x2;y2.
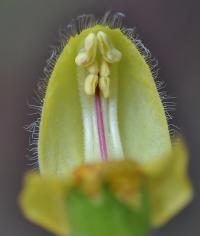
39;25;171;176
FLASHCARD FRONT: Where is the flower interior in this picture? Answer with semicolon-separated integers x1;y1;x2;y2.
37;20;171;176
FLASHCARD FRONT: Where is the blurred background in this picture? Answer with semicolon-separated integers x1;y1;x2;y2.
0;0;199;235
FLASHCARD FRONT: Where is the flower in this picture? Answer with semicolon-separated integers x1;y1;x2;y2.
20;12;193;236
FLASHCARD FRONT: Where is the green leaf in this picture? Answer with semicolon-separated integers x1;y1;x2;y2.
67;186;150;236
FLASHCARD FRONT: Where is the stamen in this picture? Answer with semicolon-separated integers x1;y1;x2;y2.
100;60;110;77
99;60;110;97
97;31;122;63
75;31;123;162
95;87;108;160
87;61;98;74
84;74;98;95
75;33;97;66
75;49;89;66
99;76;110;98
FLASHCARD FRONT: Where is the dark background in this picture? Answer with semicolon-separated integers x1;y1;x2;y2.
0;0;199;235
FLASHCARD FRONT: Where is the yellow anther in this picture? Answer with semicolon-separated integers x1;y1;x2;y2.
106;48;122;63
84;74;98;95
100;60;110;77
99;76;110;98
75;33;97;66
84;33;97;52
75;49;89;66
87;61;99;75
75;32;122;97
97;31;110;53
97;31;122;63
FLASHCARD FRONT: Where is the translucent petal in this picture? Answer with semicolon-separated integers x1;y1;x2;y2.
19;172;69;235
109;29;171;164
147;138;193;226
39;25;171;176
39;33;86;176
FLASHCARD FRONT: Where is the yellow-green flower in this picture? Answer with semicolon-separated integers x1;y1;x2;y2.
20;12;193;236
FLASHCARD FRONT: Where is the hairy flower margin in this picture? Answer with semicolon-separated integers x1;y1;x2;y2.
20;12;193;236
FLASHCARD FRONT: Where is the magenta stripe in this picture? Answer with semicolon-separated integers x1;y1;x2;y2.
95;88;108;161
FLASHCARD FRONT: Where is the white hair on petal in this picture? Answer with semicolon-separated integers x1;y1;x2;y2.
25;12;177;169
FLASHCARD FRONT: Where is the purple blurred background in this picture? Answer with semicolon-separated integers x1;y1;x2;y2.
0;0;199;235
